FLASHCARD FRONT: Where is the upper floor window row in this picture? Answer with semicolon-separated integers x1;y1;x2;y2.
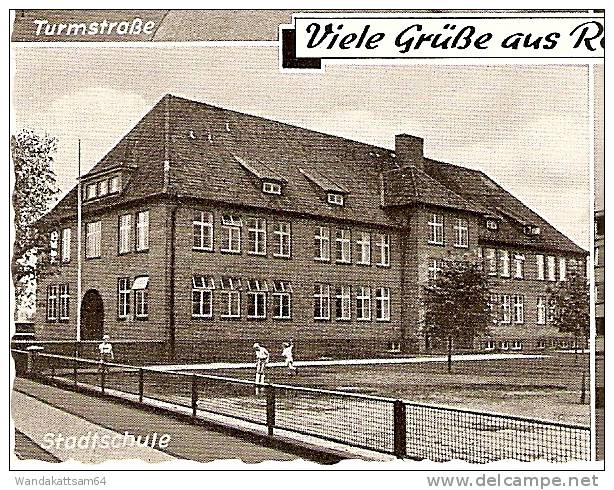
480;247;577;282
84;175;121;201
314;226;390;267
427;213;469;248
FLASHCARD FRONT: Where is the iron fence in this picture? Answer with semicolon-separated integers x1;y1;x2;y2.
11;349;590;462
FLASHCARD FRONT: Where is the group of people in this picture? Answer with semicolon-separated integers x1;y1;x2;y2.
253;340;297;393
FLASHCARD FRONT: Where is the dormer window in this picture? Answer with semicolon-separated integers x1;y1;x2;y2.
486;219;498;231
524;225;541;236
86;183;97;200
327;192;344;206
109;176;120;193
98;179;108;196
262;181;282;195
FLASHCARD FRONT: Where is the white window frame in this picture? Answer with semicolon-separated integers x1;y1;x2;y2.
47;285;58;321
428;259;441;281
49;230;59;264
375;287;391;321
513;294;524;324
536;254;545;280
486;219;499;230
192;276;214;318
376;233;390;267
453;217;469;248
61;228;71;263
247;217;267;255
86;183;97;200
272;281;292;319
220;277;241;318
335;228;351;264
327;192;344;206
314;226;330;261
98;179;108;196
134;278;149;319
109;176;120;193
514;254;525;279
58;284;70;320
335;285;351;320
118;214;131;254
501;294;511;324
499;250;510;277
262;181;282;195
85;221;101;259
136;210;150;252
356;232;371;265
193;211;214;251
500;340;510;351
356;286;372;321
559;257;567;281
273;221;291;258
510;340;523;351
221;216;242;254
547;255;556;281
313;283;330;320
537;296;546;325
246;279;267;319
483;339;495;351
118;277;131;318
486;248;497;275
428;213;444;245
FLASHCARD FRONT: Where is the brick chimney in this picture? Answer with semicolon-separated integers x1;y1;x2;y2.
395;134;424;171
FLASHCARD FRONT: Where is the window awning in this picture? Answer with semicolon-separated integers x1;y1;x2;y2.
246;279;268;291
220;277;242;290
273;280;292;293
193;276;215;289
221;215;242;227
132;276;149;290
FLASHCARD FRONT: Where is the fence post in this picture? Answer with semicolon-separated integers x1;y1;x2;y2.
73;357;78;387
393;400;407;458
266;386;276;436
100;362;105;394
139;368;144;403
191;375;198;417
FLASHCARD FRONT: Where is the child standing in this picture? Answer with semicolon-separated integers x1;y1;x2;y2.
282;340;297;375
253;343;269;395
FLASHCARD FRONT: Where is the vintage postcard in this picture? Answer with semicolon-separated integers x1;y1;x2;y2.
6;5;607;484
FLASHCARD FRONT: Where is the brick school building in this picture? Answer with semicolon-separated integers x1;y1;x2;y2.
36;94;586;361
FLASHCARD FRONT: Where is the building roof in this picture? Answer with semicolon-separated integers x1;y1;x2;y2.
43;94;585;254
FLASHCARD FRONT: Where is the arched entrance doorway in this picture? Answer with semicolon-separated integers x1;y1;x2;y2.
80;289;104;340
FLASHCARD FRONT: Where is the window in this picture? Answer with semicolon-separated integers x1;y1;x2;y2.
483;339;495;351
192;276;215;318
356;232;371;265
547;256;556;281
537;339;546;350
537;296;546;325
428;213;444;245
388;341;401;353
356;286;372;321
595;247;600;267
335;228;351;263
500;340;510;351
61;228;71;263
499;250;510;277
262;181;282;195
133;276;149;319
376;233;390;266
513;295;524;324
510;340;523;351
273;222;291;258
98;179;108;196
86;183;97;200
428;259;441;281
375;287;391;321
85;221;101;258
485;248;497;275
118;278;131;318
327;193;344;206
559;257;566;281
49;230;59;264
118;214;131;254
220;277;241;318
247;217;266;255
47;285;58;321
246;279;267;319
513;254;525;279
500;294;511;324
488;293;499;323
486;219;498;230
58;284;70;320
536;255;545;280
109;176;120;193
272;281;292;319
221;216;242;253
335;285;351;320
136;211;149;251
313;283;330;320
454;218;469;248
193;211;214;251
314;226;330;261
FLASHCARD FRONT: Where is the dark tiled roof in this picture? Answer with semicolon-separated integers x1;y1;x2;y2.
42;94;584;254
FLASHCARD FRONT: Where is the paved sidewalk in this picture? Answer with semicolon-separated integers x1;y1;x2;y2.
149;352;548;371
12;378;298;464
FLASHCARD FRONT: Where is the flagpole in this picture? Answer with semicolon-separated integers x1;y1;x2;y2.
76;139;82;343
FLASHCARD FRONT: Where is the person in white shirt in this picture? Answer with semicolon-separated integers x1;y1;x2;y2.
98;335;114;373
282;340;297;375
253;343;269;395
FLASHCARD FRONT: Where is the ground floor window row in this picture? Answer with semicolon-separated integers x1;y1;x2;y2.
481;337;581;352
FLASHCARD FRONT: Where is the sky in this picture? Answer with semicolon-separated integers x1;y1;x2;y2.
12;46;591;248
